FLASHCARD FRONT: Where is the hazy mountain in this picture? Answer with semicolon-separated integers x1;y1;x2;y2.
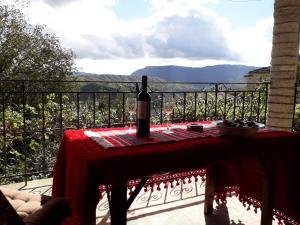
73;64;258;92
74;72;164;82
131;65;258;83
73;72;196;92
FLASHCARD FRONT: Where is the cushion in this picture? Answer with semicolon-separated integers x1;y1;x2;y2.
0;187;71;225
0;187;42;219
23;197;71;225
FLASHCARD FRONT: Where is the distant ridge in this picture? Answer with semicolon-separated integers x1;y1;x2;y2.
72;72;195;92
73;72;164;82
131;64;258;83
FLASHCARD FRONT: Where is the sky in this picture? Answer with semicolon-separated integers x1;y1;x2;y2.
16;0;275;74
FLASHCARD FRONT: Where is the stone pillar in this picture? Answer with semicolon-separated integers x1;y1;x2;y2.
266;0;300;131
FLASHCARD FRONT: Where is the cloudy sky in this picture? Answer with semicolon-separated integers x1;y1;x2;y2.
21;0;274;74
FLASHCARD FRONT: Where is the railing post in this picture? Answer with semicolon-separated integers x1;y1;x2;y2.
257;91;261;123
108;93;111;128
183;92;186;122
42;93;46;174
135;82;139;94
241;92;245;121
292;82;298;131
194;92;197;121
59;93;63;137
264;82;269;124
2;93;7;178
22;81;28;185
122;93;125;127
172;92;175;122
233;92;237;120
93;92;96;127
160;93;164;124
76;93;80;129
214;83;218;120
250;91;254;120
204;92;208;121
224;92;227;120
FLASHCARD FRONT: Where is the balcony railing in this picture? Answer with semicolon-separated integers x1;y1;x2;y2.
0;79;298;185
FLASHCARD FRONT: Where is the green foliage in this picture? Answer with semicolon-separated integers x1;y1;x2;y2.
0;1;77;92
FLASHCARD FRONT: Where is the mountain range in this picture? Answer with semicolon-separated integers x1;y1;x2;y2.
74;64;259;92
131;64;258;83
74;73;194;92
74;73;164;82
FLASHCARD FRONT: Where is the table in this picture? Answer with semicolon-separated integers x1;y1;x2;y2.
52;122;300;225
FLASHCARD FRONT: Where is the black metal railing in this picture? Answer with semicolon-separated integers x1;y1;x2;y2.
293;82;300;131
0;80;272;184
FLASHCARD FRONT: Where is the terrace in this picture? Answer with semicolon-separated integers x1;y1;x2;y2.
1;1;300;224
0;79;299;224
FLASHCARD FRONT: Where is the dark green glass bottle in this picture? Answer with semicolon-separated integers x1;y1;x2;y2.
136;76;151;137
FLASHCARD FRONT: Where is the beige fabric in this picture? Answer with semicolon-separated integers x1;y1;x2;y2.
0;187;42;219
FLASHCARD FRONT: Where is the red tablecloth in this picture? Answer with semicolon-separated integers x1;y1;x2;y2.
52;123;300;225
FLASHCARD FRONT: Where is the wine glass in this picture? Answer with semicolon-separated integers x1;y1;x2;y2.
163;95;175;133
126;97;137;132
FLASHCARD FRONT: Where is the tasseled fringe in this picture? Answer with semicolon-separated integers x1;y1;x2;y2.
273;209;300;225
97;171;299;225
98;169;206;198
215;187;299;225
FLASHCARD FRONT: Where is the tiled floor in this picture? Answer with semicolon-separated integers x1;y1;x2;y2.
1;178;279;225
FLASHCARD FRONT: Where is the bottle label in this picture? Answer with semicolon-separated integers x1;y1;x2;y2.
137;101;147;119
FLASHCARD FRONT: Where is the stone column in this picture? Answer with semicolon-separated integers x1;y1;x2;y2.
266;0;300;131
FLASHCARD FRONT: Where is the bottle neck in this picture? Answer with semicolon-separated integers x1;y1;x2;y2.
141;83;147;92
141;76;147;92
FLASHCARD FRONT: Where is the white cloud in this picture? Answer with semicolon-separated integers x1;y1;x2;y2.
22;0;273;74
30;0;118;7
145;11;238;60
34;0;78;7
150;0;220;11
65;8;239;61
227;17;273;67
27;0;237;60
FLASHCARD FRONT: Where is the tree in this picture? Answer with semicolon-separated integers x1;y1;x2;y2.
0;1;76;84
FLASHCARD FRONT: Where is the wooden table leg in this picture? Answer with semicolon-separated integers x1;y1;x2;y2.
204;165;215;215
260;159;276;225
110;182;128;225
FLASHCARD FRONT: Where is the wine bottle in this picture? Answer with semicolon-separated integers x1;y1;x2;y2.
136;76;151;137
